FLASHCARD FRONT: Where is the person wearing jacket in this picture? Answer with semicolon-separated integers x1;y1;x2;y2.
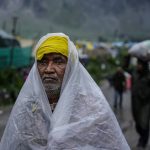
112;67;126;109
131;58;150;148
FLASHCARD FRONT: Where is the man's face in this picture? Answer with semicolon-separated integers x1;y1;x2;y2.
37;53;67;95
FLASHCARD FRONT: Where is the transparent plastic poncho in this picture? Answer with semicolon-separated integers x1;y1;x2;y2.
0;33;130;150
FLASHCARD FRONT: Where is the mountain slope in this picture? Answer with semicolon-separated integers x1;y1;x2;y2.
0;0;150;40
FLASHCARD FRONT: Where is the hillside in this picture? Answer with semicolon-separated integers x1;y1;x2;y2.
0;0;150;40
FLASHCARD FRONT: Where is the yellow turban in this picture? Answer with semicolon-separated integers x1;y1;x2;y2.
36;36;68;60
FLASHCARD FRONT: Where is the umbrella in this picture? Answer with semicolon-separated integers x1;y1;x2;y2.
129;40;150;61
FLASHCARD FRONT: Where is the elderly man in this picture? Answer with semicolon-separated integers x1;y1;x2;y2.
0;33;130;150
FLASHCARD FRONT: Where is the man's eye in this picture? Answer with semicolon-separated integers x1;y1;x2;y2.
54;58;65;64
38;60;47;65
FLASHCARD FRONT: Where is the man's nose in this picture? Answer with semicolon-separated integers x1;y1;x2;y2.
45;61;55;72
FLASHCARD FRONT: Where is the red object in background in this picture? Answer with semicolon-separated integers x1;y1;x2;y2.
124;72;132;90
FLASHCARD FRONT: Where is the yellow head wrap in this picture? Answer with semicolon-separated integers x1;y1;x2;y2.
36;36;68;60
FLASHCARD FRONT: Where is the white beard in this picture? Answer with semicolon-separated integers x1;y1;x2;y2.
43;82;61;97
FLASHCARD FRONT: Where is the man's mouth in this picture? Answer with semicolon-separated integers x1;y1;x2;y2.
43;77;58;82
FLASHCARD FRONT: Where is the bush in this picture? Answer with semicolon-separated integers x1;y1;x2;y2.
0;68;24;105
85;56;122;85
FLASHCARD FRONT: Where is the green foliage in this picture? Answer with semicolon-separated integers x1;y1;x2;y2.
0;68;24;105
85;55;124;84
117;47;128;66
86;57;107;83
86;58;102;83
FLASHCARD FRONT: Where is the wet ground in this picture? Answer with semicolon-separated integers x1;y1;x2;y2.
0;105;12;140
100;80;150;150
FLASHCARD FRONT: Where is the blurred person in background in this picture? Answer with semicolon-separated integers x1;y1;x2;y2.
123;54;150;148
0;33;130;150
112;67;126;109
131;58;150;148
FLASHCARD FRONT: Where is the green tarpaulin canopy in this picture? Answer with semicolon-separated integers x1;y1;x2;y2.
0;47;32;69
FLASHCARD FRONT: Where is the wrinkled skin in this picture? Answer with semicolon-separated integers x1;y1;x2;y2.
37;53;67;102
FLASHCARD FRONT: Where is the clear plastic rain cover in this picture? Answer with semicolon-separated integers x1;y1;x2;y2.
0;33;130;150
